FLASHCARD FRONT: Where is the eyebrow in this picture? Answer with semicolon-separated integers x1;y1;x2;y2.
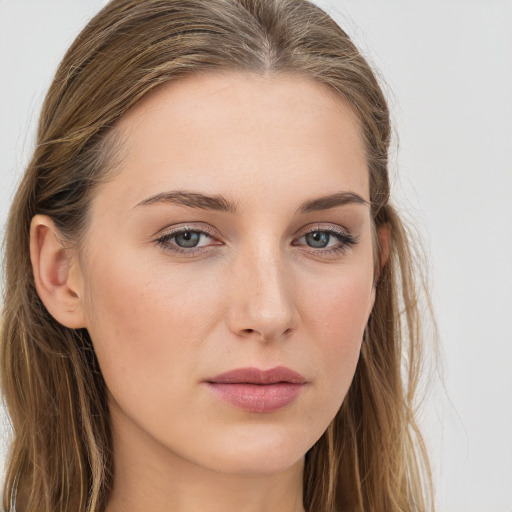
135;190;369;214
297;191;369;213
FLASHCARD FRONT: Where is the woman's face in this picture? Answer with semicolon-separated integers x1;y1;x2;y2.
80;72;376;475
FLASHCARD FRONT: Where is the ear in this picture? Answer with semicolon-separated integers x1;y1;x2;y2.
30;215;86;329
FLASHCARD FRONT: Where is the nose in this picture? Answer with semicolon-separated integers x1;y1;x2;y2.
226;244;299;343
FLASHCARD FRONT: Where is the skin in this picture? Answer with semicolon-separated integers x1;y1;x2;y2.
31;72;384;512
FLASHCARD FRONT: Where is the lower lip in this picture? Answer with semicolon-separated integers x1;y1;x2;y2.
205;382;305;413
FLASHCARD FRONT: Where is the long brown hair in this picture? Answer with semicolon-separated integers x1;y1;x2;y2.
1;1;434;510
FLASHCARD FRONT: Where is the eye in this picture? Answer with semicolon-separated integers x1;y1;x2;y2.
156;227;218;255
293;226;357;255
155;224;358;258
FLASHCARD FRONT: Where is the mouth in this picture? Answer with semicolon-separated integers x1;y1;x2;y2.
204;366;307;413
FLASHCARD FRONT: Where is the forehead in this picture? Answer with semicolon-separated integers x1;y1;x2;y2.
101;72;369;212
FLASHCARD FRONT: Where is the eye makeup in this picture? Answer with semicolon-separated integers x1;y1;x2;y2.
155;223;359;258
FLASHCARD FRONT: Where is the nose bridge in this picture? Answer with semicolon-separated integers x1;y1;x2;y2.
228;238;298;341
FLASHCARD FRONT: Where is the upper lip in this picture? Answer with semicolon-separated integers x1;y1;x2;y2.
206;366;307;385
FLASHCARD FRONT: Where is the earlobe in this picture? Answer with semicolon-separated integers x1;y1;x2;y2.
30;215;86;329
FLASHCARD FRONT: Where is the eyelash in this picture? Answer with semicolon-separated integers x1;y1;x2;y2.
155;225;358;258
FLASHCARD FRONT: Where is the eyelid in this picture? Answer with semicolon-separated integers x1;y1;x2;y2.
157;223;217;239
297;223;351;238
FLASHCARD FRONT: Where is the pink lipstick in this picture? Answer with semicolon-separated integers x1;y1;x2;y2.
204;366;307;413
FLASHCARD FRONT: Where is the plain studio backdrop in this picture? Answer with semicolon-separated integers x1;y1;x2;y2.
0;1;511;511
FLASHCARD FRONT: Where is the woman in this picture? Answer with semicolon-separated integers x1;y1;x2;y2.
0;0;434;511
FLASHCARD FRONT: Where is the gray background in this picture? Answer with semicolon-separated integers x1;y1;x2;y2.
1;1;511;511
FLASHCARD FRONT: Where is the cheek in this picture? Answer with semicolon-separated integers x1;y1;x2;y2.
81;246;221;405
301;262;374;406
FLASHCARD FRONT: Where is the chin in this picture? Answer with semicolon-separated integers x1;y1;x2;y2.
198;426;312;476
208;450;304;477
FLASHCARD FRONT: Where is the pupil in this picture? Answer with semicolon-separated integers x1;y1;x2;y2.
306;231;329;248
